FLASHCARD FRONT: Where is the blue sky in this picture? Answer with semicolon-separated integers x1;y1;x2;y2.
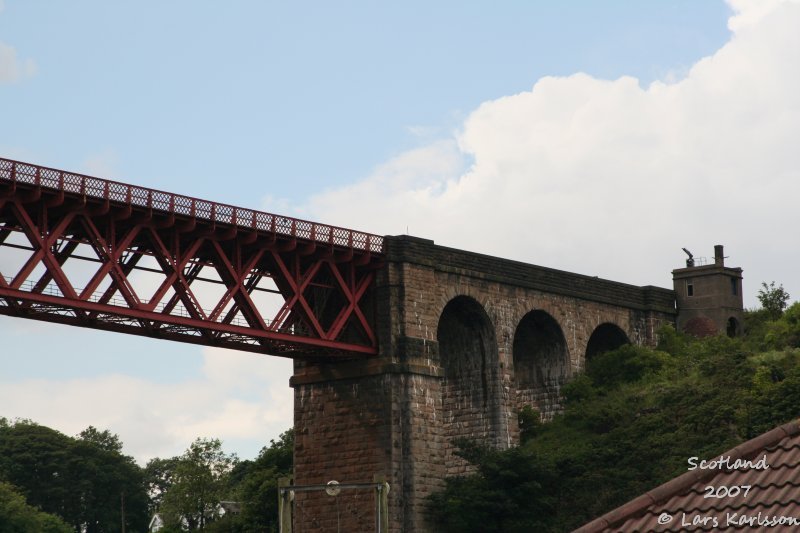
2;0;799;463
3;1;730;202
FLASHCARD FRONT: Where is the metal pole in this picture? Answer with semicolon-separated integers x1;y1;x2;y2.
376;485;381;533
278;477;292;533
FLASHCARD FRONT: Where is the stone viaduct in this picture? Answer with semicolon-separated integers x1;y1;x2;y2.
0;158;744;532
290;235;681;532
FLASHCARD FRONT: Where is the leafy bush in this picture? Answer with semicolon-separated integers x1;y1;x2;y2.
758;281;790;318
426;440;558;533
0;482;72;533
587;344;671;389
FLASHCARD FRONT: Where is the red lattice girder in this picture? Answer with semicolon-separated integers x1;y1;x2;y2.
143;229;207;320
9;203;77;298
0;157;384;358
269;252;326;338
77;217;143;307
207;240;267;330
327;263;376;345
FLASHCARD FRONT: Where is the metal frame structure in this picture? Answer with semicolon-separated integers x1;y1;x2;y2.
0;157;384;358
278;480;390;533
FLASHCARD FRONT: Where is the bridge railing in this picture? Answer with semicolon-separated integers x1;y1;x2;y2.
0;157;384;254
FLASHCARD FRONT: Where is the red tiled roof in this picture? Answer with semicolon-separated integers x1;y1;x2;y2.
575;420;800;532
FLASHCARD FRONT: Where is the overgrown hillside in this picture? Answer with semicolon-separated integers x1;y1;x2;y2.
427;303;800;533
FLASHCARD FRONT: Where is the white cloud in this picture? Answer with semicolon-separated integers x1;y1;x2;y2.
81;151;119;179
304;0;800;307
0;42;36;84
301;139;465;235
0;4;36;84
0;348;293;463
727;0;800;31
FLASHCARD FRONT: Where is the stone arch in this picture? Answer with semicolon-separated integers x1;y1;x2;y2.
586;322;630;360
512;310;570;420
437;295;501;475
727;316;740;338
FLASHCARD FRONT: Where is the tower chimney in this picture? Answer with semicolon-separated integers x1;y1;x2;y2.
714;245;724;266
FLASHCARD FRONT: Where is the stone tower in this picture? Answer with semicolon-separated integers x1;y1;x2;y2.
673;245;744;337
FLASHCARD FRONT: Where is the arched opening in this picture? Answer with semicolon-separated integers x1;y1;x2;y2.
437;296;500;475
727;317;739;338
512;310;569;421
586;323;630;360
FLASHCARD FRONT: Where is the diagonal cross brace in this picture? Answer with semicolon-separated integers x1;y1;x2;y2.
269;251;326;338
8;201;77;299
326;262;376;345
208;240;267;330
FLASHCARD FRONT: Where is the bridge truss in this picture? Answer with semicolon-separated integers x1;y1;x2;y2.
0;158;384;358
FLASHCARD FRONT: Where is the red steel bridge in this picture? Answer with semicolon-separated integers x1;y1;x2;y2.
0;157;384;358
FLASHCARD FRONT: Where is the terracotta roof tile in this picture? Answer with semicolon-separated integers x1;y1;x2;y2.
575;421;800;532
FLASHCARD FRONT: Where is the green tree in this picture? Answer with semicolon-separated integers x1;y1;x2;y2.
426;440;558;532
79;425;123;454
145;456;181;514
0;421;75;521
758;281;790;318
67;438;149;533
0;481;72;533
159;438;237;531
234;429;294;532
517;406;542;444
586;344;671;389
763;302;800;349
0;420;149;532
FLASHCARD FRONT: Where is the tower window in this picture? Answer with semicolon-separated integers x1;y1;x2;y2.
731;278;738;295
687;280;694;297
